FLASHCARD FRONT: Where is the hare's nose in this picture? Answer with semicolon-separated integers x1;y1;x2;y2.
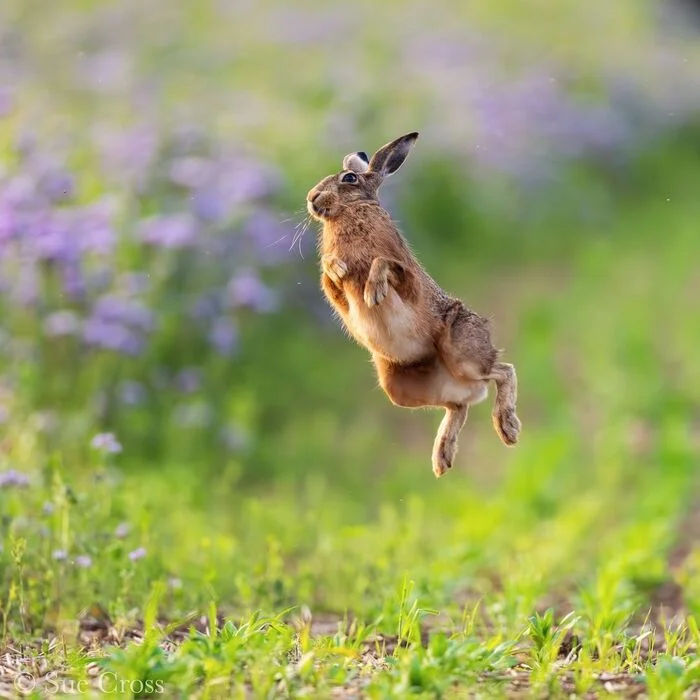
308;190;321;203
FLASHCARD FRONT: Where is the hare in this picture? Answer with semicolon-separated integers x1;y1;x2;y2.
306;132;521;477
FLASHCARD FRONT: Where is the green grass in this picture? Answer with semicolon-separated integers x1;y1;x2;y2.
2;164;700;696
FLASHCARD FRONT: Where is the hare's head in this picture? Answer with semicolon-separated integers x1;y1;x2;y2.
307;132;419;221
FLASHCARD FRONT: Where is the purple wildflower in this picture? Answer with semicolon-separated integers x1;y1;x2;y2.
0;87;13;118
220;424;249;453
137;213;198;249
78;49;133;94
52;550;67;561
168;157;214;189
75;555;92;568
129;547;146;562
92;124;158;188
189;293;221;321
38;168;75;203
61;262;87;301
226;269;277;313
118;380;146;406
118;272;150;295
90;432;122;454
44;310;81;337
75;199;117;256
115;522;130;538
32;210;78;263
176;368;201;394
92;295;154;332
216;157;282;205
83;318;144;355
242;209;295;263
11;263;38;307
0;204;13;245
2;174;38;208
43;502;55;515
208;318;238;356
190;188;227;223
0;469;30;488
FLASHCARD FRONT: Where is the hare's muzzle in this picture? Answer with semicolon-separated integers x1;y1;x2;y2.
307;189;329;219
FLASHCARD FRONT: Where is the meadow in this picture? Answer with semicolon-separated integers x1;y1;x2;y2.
1;0;700;697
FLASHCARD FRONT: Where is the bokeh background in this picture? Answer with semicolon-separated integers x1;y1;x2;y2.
2;0;700;630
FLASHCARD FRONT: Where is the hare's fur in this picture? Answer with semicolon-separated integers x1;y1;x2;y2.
307;132;521;477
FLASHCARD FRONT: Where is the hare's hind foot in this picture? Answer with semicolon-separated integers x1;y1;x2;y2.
432;404;468;478
493;406;521;446
437;303;522;447
488;362;521;446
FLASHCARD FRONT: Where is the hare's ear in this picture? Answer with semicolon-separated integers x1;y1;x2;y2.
342;151;370;173
368;132;419;178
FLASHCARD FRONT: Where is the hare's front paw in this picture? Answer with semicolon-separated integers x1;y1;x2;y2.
322;255;347;286
364;274;389;307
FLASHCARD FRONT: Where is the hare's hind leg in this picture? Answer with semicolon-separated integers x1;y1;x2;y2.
487;363;521;446
432;405;468;478
374;355;475;477
437;303;522;447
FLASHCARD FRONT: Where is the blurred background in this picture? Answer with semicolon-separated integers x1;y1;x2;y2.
1;0;699;505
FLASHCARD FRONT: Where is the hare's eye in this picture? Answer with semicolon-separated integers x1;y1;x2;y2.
341;172;358;184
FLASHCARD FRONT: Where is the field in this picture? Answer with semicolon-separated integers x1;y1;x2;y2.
2;0;700;697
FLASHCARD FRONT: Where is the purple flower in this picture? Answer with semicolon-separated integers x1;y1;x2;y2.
0;87;13;118
83;319;144;355
118;380;146;406
0;203;13;245
11;263;39;307
137;213;198;249
92;295;154;332
75;555;92;568
75;200;117;256
242;209;295;263
220;424;249;453
115;522;130;538
226;269;277;313
90;432;122;454
118;272;150;296
129;547;146;562
92;124;158;187
189;293;222;321
0;469;30;488
83;296;153;355
44;310;81;337
43;502;55;515
216;157;282;206
168;157;214;189
78;49;133;93
190;188;227;222
52;549;67;561
176;368;201;394
32;211;78;263
208;318;238;356
2;175;38;208
38;168;75;203
61;263;87;301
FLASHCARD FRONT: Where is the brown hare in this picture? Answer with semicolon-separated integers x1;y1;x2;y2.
307;132;521;477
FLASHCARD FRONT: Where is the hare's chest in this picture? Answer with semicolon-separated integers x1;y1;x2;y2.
345;288;430;362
